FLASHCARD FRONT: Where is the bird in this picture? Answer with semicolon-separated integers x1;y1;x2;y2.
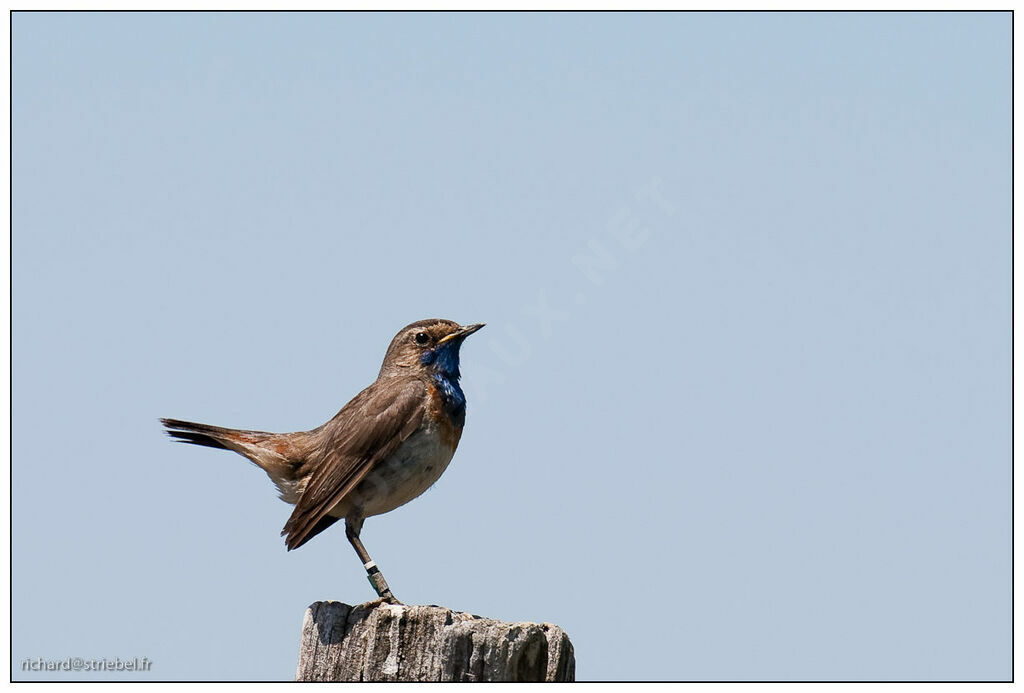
161;319;484;604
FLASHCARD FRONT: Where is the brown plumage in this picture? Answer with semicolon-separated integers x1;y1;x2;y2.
161;318;484;603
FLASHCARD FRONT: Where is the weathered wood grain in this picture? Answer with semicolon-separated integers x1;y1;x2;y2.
296;600;575;682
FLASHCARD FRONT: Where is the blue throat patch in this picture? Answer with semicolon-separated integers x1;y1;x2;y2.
421;342;466;415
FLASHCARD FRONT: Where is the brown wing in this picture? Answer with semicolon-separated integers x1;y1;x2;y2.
281;377;428;550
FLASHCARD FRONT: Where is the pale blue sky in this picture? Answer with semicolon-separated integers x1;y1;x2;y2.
12;11;1010;681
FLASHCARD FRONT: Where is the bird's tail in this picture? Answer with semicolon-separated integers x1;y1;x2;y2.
160;417;312;508
160;417;250;450
160;415;303;473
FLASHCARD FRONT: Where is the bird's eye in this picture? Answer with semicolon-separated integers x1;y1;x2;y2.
414;332;430;345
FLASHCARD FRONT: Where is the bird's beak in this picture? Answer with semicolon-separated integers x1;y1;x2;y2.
438;323;485;344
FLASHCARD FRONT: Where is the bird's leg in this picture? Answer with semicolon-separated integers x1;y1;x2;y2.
345;517;401;605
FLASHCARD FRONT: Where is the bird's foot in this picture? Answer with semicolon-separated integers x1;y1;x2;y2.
366;568;401;604
364;594;403;608
380;591;403;606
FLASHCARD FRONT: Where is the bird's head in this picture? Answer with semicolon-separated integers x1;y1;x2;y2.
379;319;485;379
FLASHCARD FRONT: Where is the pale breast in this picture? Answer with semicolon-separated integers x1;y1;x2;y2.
328;420;458;519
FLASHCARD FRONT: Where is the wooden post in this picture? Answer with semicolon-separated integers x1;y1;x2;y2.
295;600;575;682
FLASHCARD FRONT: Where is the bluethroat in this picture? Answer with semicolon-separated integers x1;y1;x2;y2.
161;319;484;604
